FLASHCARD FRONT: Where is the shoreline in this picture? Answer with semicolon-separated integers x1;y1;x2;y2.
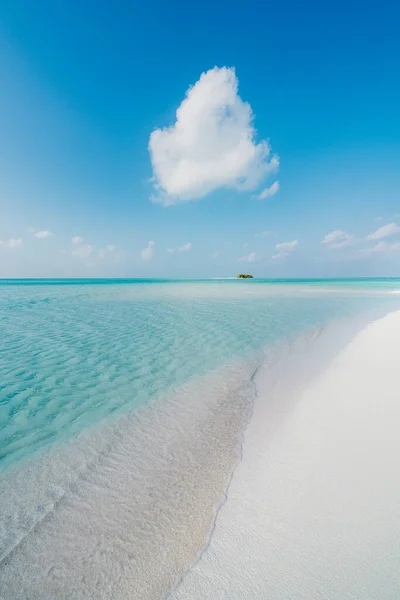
0;355;261;600
167;306;392;598
0;307;397;599
170;310;400;599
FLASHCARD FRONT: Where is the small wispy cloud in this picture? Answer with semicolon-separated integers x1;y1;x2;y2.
70;236;93;259
99;244;117;259
253;181;279;201
167;242;192;254
321;230;354;249
141;240;155;261
375;241;400;252
238;251;259;263
367;223;400;241
272;239;298;259
254;230;273;238
0;238;23;249
72;243;93;259
212;251;219;259
34;230;53;239
358;241;400;256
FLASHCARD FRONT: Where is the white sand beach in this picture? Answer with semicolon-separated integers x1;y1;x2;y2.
170;310;400;599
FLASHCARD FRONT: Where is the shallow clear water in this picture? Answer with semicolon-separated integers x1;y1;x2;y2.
0;278;399;469
0;279;399;599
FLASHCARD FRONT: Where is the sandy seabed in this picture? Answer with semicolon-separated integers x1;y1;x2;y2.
170;311;400;600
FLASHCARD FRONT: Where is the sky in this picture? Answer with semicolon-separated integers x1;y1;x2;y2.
0;0;399;278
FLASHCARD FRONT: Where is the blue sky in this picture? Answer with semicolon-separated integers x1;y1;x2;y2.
0;0;399;277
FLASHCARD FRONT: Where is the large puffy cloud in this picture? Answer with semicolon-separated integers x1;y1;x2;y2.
149;67;278;205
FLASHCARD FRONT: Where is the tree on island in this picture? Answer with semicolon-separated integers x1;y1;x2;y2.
236;274;254;278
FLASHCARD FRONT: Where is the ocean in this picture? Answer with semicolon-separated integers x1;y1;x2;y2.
0;278;399;598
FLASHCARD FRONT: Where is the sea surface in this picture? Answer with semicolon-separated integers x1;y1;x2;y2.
0;278;399;599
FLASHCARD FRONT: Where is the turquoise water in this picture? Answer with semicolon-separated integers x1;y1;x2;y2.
1;278;399;469
0;279;399;599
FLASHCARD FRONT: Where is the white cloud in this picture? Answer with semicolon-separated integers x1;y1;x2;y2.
358;241;400;256
272;239;298;259
167;242;192;254
255;230;273;238
367;223;400;241
34;230;53;239
0;238;23;249
141;240;155;261
70;236;93;259
212;251;219;259
321;230;354;249
99;244;117;258
369;242;389;253
179;242;192;252
149;66;278;204
253;181;279;200
238;252;258;263
374;242;400;252
72;243;93;259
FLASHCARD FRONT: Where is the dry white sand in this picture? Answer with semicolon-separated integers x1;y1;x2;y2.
170;310;400;600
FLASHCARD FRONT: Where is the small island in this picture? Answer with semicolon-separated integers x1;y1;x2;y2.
236;274;254;278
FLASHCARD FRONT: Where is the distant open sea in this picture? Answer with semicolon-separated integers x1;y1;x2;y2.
0;278;399;599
